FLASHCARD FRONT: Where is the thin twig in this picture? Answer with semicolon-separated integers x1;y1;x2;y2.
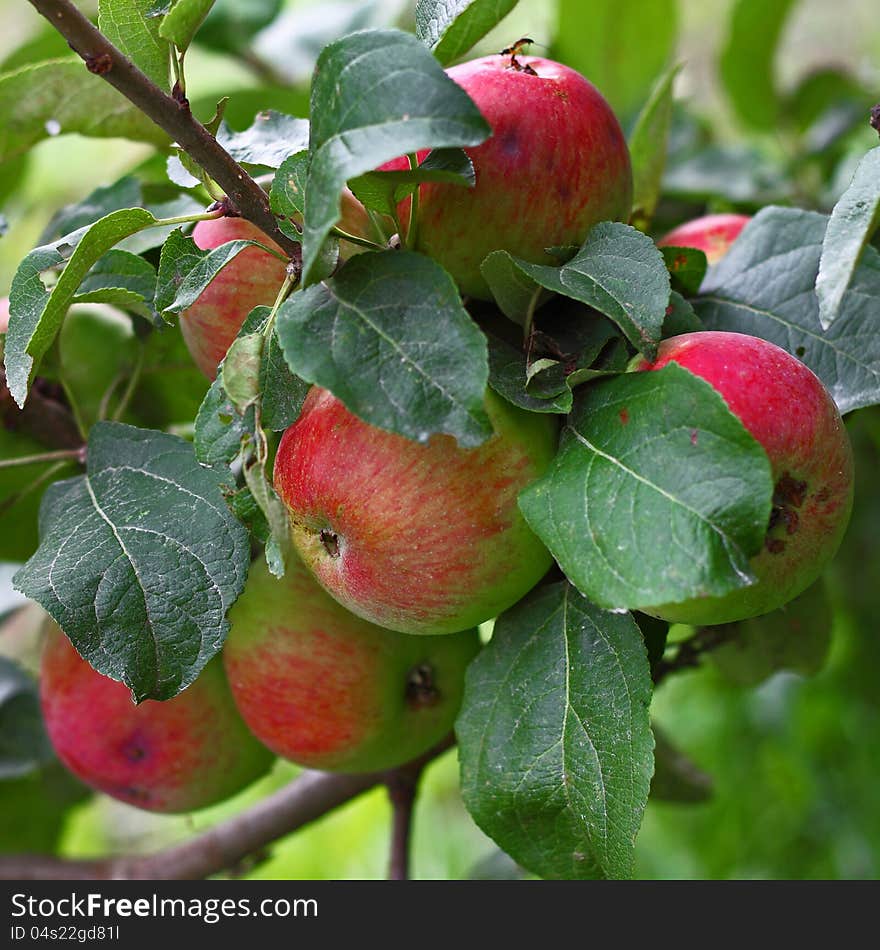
386;762;424;881
0;447;85;470
652;625;738;685
0;736;455;881
26;0;301;267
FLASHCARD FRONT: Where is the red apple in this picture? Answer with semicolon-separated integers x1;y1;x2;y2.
224;555;480;772
180;192;374;379
382;55;633;300
273;388;558;635
657;213;750;265
634;331;853;625
40;625;273;813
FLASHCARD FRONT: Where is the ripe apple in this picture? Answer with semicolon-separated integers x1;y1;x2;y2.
224;555;481;772
382;55;633;300
657;213;750;265
633;331;853;625
273;387;558;635
40;625;273;813
181;192;373;379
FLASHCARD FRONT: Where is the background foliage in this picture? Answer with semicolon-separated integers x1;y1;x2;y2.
1;0;879;879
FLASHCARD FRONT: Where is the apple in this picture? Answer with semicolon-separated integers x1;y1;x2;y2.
273;387;558;635
633;331;853;625
224;555;481;772
657;213;750;265
181;192;374;379
40;624;273;813
382;55;633;300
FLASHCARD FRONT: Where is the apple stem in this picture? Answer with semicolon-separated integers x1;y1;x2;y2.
405;153;420;252
330;226;386;251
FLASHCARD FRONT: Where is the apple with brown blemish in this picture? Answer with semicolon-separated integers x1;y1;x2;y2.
40;624;273;813
657;213;751;266
224;556;480;772
273;387;558;635
632;331;854;624
381;54;633;300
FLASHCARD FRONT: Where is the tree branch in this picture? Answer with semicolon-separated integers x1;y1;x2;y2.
386;762;424;881
0;738;455;880
26;0;302;265
652;625;738;685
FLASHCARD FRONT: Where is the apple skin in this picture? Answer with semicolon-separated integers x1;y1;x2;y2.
383;55;633;300
40;625;273;813
180;193;373;379
657;214;750;265
273;387;558;635
633;331;854;625
224;555;481;772
179;216;288;379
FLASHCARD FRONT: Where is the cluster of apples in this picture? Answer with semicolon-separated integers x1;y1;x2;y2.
39;53;853;814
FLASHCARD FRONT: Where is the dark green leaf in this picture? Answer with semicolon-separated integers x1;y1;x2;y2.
556;0;677;120
635;612;669;674
663;143;791;205
13;423;250;702
39;178;144;245
277;251;491;446
242;458;290;577
480;250;547;326
487;335;570;414
484;223;670;359
159;0;215;51
663;290;703;336
194;375;255;471
661;246;708;296
4;209;158;406
458;582;654;880
709;580;833;686
0;658;54;780
816;147;880;329
520;365;774;611
0;61;168;163
217;112;310;169
0;764;89;853
348;148;475;217
99;0;171;89
302;29;490;284
629;64;682;228
415;0;519;65
269;150;309;221
260;324;309;431
696;206;880;414
719;0;797;131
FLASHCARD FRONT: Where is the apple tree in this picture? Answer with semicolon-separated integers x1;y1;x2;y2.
1;0;879;880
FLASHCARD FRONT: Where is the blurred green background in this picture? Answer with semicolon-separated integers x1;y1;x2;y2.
1;0;879;879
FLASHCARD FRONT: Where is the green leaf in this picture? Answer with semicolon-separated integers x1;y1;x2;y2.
13;423;250;702
415;0;519;66
217;112;310;169
221;332;263;412
663;142;791;205
520;365;774;612
75;250;158;320
0;60;168;163
556;0;678;120
719;0;798;131
155;228;272;317
696;206;880;414
487;335;571;414
159;0;215;51
709;580;833;686
629;64;682;228
650;725;712;803
816;147;880;330
276;250;491;446
4;208;158;407
242;458;291;577
0;658;54;780
260;324;309;431
663;290;703;336
194;375;255;471
480;251;547;326
661;246;708;296
269;150;309;221
484;223;671;359
302;28;490;285
458;582;654;880
348;148;475;217
197;0;283;55
40;178;144;245
0;764;89;853
99;0;171;89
